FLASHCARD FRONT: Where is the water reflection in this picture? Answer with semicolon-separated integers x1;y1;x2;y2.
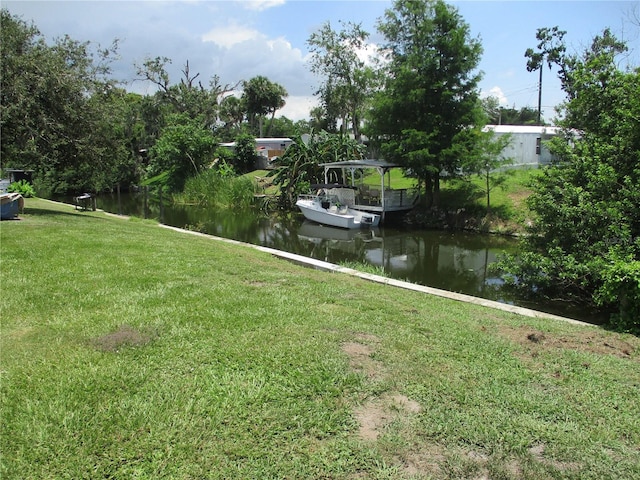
94;192;515;300
86;192;600;323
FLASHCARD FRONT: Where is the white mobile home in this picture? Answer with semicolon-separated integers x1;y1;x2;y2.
484;125;561;168
220;138;293;169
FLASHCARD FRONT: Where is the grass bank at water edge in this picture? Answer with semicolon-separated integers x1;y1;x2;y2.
2;199;639;479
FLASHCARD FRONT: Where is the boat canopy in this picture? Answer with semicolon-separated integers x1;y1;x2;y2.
310;183;357;191
319;159;402;172
317;159;418;220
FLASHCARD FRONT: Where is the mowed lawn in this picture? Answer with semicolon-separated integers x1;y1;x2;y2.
2;199;639;479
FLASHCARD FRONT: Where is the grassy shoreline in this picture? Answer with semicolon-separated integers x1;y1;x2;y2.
2;199;639;479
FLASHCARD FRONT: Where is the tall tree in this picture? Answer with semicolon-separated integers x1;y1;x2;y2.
524;26;566;125
307;21;376;140
218;95;246;139
1;10;124;194
241;76;287;137
366;0;483;207
500;29;640;331
135;57;238;130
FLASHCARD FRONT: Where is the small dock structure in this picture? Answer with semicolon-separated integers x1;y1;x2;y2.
320;160;419;221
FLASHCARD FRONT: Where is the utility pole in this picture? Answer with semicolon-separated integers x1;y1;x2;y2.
525;27;566;126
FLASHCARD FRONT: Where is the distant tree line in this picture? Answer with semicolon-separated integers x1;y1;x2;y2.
0;10;305;195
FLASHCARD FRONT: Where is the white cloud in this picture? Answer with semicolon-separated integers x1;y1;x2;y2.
240;0;286;12
482;86;508;105
279;95;318;122
202;22;261;49
354;42;381;66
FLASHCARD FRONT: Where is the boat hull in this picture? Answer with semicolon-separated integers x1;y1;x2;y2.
296;196;380;229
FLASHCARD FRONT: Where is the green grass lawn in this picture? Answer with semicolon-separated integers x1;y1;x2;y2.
2;199;639;479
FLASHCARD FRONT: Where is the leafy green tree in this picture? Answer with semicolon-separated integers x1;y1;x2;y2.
148;114;217;192
525;26;566;125
500;29;640;331
366;0;483;207
218;95;246;139
233;134;257;174
263;116;300;138
1;10;124;194
135;57;237;130
307;21;376;140
461;129;514;211
242;76;287;137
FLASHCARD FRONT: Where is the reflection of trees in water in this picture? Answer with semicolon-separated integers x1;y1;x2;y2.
92;192;515;302
375;230;513;300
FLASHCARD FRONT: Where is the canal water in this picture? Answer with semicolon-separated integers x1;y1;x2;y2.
87;191;603;324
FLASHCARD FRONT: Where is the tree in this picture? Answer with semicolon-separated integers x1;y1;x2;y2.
307;21;376;140
1;10;125;194
500;29;640;331
233;134;257;174
525;26;566;125
461;128;514;211
241;76;287;137
218;95;246;139
135;57;238;130
366;0;483;207
148;114;217;192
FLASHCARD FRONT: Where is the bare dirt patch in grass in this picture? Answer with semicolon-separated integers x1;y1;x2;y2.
341;334;424;443
92;324;155;352
341;333;383;380
354;393;423;442
497;324;639;361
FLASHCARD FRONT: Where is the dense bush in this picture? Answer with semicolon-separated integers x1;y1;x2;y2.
497;29;639;332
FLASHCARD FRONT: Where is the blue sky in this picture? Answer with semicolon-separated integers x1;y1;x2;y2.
4;0;638;122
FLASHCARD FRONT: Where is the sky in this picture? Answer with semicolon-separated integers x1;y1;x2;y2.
4;0;639;122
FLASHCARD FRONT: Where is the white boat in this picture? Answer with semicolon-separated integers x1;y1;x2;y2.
320;160;420;222
296;187;380;229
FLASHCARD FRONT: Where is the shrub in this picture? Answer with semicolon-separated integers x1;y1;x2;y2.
178;165;255;209
8;180;36;198
595;256;640;333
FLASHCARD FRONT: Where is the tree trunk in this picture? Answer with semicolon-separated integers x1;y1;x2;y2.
424;174;433;208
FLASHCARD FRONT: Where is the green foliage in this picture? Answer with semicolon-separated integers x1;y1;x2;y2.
147;114;217;192
1;10;127;194
7;180;36;197
596;256;640;333
233;134;257;174
307;21;375;139
524;26;567;124
134;57;230;131
242;75;287;137
178;165;255;209
498;29;639;331
268;131;366;209
366;0;484;206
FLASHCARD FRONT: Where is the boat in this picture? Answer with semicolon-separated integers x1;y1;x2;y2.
319;160;420;222
0;192;24;220
296;185;381;229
